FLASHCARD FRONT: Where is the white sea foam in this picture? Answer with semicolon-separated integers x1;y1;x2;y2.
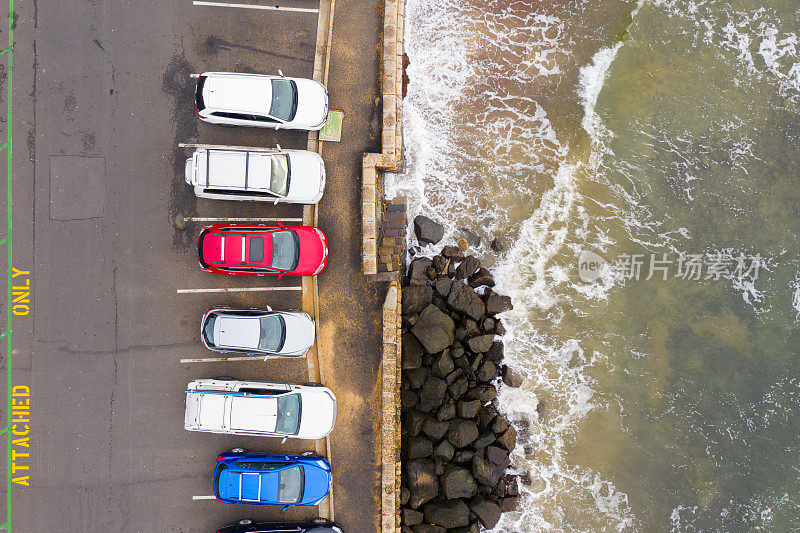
385;0;568;247
578;43;623;146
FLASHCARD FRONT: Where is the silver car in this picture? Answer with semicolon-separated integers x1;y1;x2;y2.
201;307;315;357
185;378;337;440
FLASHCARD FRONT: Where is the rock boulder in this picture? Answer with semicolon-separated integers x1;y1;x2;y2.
440;464;478;499
406;458;438;508
485;290;513;315
456;255;480;279
467;334;495;354
469;495;502;529
403;285;433;316
447;282;485;321
418;376;448;412
448;418;479;448
414;215;444;245
423;499;471;529
412;305;455;354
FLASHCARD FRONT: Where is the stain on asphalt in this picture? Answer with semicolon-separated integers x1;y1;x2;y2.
162;51;199;250
80;129;96;153
201;35;314;64
63;89;76;114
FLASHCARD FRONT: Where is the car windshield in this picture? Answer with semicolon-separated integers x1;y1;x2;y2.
269;154;290;196
275;393;301;434
277;465;304;503
258;315;285;352
269;79;297;121
270;230;299;270
213;463;227;493
203;314;216;346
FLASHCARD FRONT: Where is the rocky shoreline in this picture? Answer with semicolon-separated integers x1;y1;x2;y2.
400;216;521;532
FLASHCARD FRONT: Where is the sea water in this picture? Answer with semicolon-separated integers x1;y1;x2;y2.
386;0;800;530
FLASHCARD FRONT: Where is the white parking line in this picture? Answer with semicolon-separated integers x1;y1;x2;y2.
176;286;302;294
184;217;304;223
193;1;319;13
192;495;217;500
180;355;273;363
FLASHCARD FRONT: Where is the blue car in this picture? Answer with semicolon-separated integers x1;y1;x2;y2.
213;451;332;507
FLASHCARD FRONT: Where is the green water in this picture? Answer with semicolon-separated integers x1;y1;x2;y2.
539;1;800;529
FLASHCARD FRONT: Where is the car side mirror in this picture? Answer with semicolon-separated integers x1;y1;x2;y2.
284;454;291;461
274;125;280;130
273;198;280;205
277;273;284;280
276;143;282;151
278;70;284;77
282;505;289;513
266;305;273;311
281;436;287;444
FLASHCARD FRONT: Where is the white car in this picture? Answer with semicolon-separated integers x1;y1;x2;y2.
184;378;337;440
201;307;315;358
185;147;325;204
195;72;329;130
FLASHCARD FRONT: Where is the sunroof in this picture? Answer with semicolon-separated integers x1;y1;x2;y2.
249;237;265;263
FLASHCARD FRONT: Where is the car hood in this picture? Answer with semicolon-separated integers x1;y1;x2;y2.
292;79;328;128
278;313;315;355
294;227;328;275
297;389;336;439
287;152;325;203
302;461;332;505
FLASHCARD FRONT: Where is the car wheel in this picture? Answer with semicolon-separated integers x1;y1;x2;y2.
303;382;323;387
301;451;315;456
238;519;254;526
312;517;328;524
230;448;246;453
214;376;235;381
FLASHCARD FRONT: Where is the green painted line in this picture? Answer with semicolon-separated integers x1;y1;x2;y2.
0;142;8;151
0;46;9;57
0;332;7;341
0;425;9;436
0;237;7;246
6;0;13;528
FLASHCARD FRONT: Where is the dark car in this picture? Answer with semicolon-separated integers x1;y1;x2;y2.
218;518;343;533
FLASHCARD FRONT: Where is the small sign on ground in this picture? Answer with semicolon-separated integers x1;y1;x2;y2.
319;110;343;142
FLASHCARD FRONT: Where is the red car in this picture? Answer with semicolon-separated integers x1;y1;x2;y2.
197;223;328;277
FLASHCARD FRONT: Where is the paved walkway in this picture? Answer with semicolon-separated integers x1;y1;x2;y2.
316;0;387;531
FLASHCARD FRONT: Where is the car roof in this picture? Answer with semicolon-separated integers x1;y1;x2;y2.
197;394;226;428
202;231;275;266
216;454;329;505
204;74;272;115
218;460;300;503
229;395;279;432
215;316;261;349
200;150;274;191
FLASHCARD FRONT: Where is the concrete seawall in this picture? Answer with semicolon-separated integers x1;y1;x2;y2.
362;0;406;276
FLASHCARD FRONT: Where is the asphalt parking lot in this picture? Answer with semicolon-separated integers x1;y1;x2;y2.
3;0;384;530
